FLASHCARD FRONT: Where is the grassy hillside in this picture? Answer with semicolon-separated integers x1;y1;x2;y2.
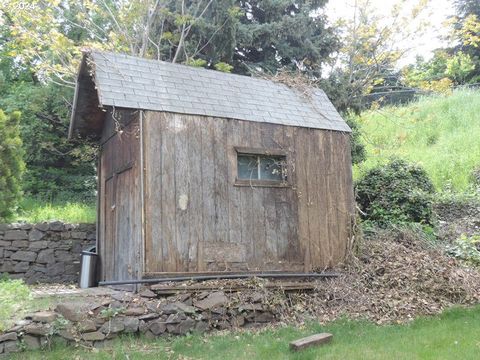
354;89;480;193
16;198;96;223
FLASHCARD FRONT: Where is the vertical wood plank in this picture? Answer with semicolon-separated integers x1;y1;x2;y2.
187;116;203;271
324;131;338;267
114;170;129;279
283;126;300;263
238;122;255;268
104;176;115;280
160;113;177;272
271;126;290;263
200;117;215;269
332;132;354;263
295;128;311;271
227;120;243;261
313;131;329;268
212;118;230;244
343;132;356;256
98;152;105;281
330;132;344;263
249;122;266;269
174;114;191;271
260;123;280;264
143;112;162;273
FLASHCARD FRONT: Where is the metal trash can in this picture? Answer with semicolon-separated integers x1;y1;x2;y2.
79;246;98;288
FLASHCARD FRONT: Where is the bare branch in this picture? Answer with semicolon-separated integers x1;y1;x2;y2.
172;0;214;63
99;0;135;54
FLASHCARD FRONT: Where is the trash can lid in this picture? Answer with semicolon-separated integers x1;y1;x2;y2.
82;245;97;255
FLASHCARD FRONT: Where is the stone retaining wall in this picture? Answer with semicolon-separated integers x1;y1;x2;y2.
0;287;278;355
0;222;96;284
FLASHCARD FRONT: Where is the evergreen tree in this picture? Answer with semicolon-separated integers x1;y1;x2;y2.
455;0;480;20
233;0;338;75
0;110;24;220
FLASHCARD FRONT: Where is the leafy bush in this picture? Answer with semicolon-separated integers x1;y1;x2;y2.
346;117;366;165
446;234;480;266
0;110;25;221
356;159;435;226
471;167;480;186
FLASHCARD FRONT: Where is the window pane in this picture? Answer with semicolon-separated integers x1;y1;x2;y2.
237;155;258;180
259;156;284;181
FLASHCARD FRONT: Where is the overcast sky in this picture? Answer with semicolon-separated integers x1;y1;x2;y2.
325;0;456;66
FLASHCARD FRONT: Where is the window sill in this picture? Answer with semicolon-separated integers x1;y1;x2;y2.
234;179;291;188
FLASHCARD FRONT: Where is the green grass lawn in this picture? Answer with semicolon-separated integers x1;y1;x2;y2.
0;279;31;331
354;89;480;193
0;279;56;332
11;305;480;359
15;197;96;223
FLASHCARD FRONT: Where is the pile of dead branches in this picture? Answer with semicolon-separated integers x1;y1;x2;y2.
280;230;480;324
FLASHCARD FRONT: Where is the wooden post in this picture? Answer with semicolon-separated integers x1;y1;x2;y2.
289;333;333;351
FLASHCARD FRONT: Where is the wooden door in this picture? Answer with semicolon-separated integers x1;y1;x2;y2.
103;166;137;281
114;168;137;280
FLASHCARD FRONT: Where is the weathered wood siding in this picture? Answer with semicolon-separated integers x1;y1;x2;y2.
97;109;143;281
143;111;354;274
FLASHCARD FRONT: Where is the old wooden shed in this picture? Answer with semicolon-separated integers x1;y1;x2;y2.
69;51;355;282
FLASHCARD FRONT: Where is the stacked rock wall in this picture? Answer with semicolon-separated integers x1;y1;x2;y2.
0;222;96;284
0;287;279;354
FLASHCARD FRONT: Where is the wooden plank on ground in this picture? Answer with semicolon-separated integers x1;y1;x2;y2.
289;333;333;351
150;281;316;294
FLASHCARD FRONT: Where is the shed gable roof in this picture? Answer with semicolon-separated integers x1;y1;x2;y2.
70;51;350;138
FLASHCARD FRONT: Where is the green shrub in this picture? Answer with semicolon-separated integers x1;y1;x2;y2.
446;234;480;266
356;158;435;226
0;110;25;221
346;116;366;165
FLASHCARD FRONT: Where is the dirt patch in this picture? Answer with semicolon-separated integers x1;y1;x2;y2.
30;284;118;298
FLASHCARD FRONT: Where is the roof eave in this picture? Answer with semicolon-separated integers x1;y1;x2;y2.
68;52;107;141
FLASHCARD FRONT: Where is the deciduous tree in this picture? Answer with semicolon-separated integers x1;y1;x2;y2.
323;0;431;113
0;110;24;220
